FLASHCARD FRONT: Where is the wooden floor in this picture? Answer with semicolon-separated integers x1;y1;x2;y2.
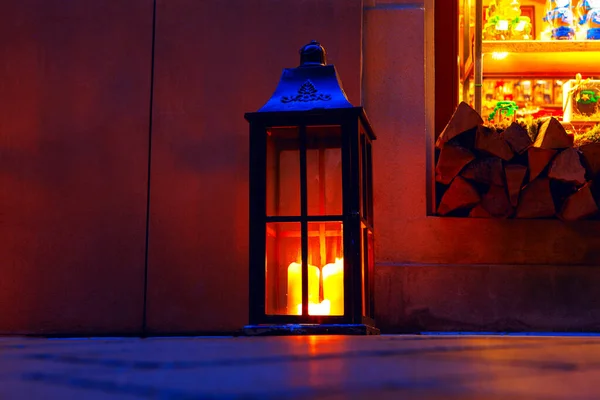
1;334;599;399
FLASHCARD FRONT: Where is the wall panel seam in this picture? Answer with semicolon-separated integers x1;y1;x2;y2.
142;0;158;335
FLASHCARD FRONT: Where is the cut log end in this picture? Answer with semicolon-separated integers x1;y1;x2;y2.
481;185;513;218
548;148;586;186
528;147;557;181
515;178;556;218
469;204;492;218
502;122;532;154
436;102;483;149
475;125;514;161
580;143;600;176
533;117;574;149
505;164;528;207
435;144;475;185
558;184;599;221
461;157;504;186
438;176;481;215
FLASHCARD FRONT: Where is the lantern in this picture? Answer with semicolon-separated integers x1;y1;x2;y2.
243;41;378;335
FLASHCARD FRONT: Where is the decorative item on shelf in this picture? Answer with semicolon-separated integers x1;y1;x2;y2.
588;8;600;38
533;80;553;105
243;41;378;336
483;0;532;40
511;14;534;39
576;89;599;116
575;0;600;39
563;73;600;122
516;80;533;103
554;80;565;106
489;100;519;124
544;0;575;39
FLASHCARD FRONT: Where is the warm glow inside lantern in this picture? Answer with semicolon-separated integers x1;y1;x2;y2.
244;41;378;335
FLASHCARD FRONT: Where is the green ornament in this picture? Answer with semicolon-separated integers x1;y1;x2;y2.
577;90;599;105
489;101;519;121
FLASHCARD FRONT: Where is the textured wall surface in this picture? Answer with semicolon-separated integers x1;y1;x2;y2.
375;264;600;332
0;0;153;334
146;0;363;333
363;2;429;262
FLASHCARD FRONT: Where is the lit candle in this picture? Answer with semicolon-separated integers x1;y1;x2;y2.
287;261;320;315
296;299;331;316
322;258;344;315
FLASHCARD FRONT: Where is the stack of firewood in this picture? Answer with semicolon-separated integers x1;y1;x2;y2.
435;102;600;220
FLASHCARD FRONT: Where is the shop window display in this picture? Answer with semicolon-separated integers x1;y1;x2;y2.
460;0;600;126
434;0;600;220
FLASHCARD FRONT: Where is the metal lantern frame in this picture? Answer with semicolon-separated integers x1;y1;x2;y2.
243;41;378;335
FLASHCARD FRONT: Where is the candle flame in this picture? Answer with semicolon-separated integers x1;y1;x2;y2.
296;300;331;316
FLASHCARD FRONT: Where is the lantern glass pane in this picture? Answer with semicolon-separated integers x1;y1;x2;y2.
366;140;374;226
361;224;366;316
360;130;374;225
307;221;344;316
306;126;342;216
265;222;303;315
364;227;374;318
360;132;367;220
266;127;300;216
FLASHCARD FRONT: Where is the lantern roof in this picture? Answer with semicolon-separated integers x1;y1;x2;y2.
253;40;354;113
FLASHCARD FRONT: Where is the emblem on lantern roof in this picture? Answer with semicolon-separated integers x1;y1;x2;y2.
281;79;332;103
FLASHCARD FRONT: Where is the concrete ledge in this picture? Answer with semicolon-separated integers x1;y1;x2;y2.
374;263;600;333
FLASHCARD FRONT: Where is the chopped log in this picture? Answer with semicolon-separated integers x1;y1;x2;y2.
502;122;532;154
515;178;555;218
548;148;586;186
528;147;557;181
580;143;600;176
533;117;574;149
475;125;514;161
590;179;600;208
508;150;530;168
481;185;513;218
435;144;475;185
504;164;527;207
550;179;578;212
447;127;477;150
437;176;481;215
436;102;483;149
558;183;599;221
469;204;492;218
460;157;504;186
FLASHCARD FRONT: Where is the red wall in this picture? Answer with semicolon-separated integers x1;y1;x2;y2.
146;0;363;333
0;0;153;334
0;0;362;334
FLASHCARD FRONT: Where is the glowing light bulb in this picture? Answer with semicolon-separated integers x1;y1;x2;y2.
491;52;509;60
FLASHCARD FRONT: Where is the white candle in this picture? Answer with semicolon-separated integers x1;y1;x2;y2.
322;258;344;315
287;262;320;315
